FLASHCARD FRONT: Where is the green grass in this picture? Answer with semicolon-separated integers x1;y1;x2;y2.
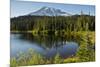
10;31;95;67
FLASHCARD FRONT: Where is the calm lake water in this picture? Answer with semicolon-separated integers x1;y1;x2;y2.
10;33;79;59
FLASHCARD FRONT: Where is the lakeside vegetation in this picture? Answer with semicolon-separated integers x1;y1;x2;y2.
10;32;95;67
10;14;95;67
10;31;95;67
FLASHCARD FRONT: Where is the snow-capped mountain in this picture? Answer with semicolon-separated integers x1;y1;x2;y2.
28;7;71;16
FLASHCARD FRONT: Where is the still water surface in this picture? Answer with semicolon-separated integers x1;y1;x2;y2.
10;33;79;58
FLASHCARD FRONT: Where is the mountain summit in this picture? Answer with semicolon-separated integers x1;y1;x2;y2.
28;7;71;16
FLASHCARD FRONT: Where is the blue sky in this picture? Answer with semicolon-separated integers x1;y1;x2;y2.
11;0;95;17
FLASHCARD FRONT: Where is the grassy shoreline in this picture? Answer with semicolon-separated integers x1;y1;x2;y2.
10;31;95;67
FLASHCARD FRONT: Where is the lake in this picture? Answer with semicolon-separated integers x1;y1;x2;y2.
10;33;79;59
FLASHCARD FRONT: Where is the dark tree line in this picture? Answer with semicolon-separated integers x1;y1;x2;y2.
10;15;95;32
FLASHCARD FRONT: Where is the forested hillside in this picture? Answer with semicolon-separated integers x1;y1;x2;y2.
11;15;95;33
